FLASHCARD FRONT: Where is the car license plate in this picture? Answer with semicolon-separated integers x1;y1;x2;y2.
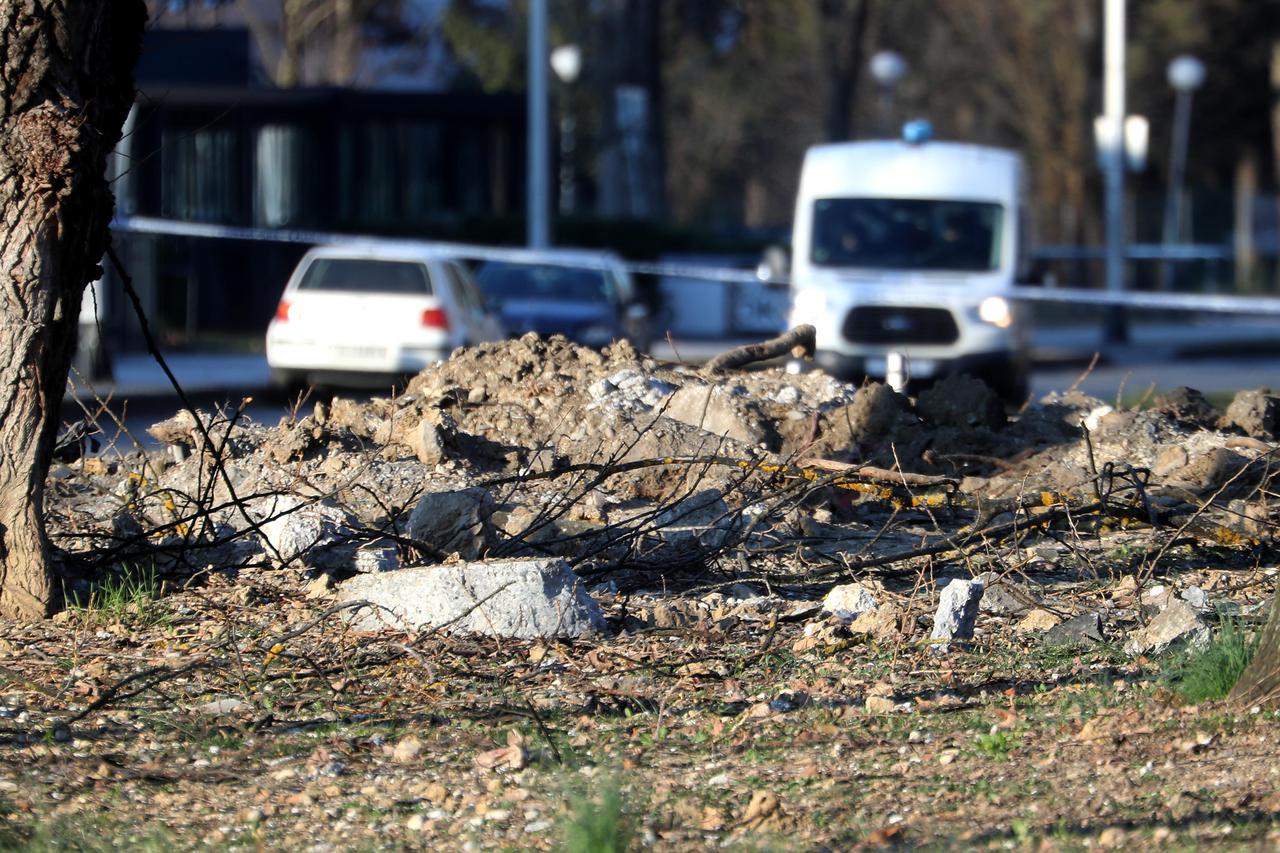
335;345;387;362
865;357;937;379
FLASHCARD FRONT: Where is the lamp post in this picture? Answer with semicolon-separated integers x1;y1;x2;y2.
550;44;582;216
1100;0;1128;343
869;51;907;137
527;0;550;248
1159;54;1205;291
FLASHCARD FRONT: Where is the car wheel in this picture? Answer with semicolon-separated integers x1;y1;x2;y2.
269;368;305;394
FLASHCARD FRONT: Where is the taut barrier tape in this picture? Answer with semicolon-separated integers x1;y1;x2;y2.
112;215;1280;316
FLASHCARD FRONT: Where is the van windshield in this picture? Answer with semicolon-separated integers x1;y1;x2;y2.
298;258;433;295
811;198;1003;272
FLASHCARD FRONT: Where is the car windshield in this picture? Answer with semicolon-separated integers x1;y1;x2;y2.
811;198;1003;272
297;258;433;295
476;262;612;304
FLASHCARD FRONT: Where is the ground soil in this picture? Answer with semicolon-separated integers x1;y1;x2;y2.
4;334;1280;850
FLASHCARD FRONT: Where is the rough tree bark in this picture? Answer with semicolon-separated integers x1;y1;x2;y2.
0;1;145;619
1230;593;1280;708
1231;38;1280;708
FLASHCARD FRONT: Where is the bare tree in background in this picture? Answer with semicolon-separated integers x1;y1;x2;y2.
149;0;408;87
931;0;1097;244
817;0;872;142
246;0;382;86
0;0;145;618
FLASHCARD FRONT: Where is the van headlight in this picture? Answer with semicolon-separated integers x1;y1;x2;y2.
792;289;828;320
975;296;1013;328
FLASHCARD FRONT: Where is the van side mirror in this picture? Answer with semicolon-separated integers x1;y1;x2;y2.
757;245;790;283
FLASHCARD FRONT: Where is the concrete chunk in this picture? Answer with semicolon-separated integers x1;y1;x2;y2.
821;583;880;622
929;578;984;653
406;488;496;560
1043;612;1106;647
338;558;606;638
1124;601;1210;657
255;495;356;569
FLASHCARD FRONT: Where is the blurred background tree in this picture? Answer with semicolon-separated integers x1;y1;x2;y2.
148;0;1280;259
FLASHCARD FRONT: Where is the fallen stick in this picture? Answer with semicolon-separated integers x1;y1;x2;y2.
702;325;816;375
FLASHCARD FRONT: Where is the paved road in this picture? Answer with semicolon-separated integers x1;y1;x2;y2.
1031;356;1280;403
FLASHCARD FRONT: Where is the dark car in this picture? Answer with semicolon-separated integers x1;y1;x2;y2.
474;251;651;352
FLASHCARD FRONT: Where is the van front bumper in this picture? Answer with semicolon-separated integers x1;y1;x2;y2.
814;348;1028;396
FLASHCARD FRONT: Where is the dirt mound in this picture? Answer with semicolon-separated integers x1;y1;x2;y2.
44;335;1279;599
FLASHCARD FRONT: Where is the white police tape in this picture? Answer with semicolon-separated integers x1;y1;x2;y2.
112;215;1280;316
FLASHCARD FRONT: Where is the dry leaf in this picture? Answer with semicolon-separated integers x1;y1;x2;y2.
737;790;792;834
474;730;528;771
392;735;423;764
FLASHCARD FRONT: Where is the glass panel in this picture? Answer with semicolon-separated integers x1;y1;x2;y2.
402;123;443;221
476;262;612;304
162;126;239;222
254;124;302;227
811;198;1004;272
298;258;433;295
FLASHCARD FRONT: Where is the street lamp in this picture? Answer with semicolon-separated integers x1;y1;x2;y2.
869;50;907;137
550;44;582;216
527;0;549;248
1160;54;1205;291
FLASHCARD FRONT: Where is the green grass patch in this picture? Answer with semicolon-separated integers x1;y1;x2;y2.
1165;617;1255;704
0;803;175;852
562;776;636;853
974;730;1020;761
66;563;163;625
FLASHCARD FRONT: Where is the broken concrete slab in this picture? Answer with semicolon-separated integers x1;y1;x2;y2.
1043;612;1106;647
255;495;357;569
661;383;776;448
976;572;1036;616
338;558;606;639
406;487;496;560
1219;389;1280;439
1124;601;1210;657
821;583;880;622
1016;609;1061;634
929;578;984;653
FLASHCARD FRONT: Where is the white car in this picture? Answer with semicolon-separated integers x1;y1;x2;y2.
266;242;505;389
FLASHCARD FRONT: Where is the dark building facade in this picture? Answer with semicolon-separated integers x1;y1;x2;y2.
107;28;526;348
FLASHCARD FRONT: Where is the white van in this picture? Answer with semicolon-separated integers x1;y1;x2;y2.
788;125;1033;401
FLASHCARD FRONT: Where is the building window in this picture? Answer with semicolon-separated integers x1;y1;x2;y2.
161;126;239;222
254;124;305;227
339;121;446;228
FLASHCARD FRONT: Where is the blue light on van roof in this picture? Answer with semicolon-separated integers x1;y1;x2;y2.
902;120;933;145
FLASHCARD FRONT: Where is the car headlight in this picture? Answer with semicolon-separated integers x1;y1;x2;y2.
792;288;828;320
579;324;616;346
976;295;1013;328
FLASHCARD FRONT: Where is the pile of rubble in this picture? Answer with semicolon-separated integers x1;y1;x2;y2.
46;333;1279;654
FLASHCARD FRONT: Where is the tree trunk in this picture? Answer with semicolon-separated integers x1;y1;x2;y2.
819;0;871;142
1232;51;1280;682
1230;592;1280;708
0;0;145;619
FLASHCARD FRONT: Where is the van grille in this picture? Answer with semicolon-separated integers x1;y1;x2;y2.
842;306;959;345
